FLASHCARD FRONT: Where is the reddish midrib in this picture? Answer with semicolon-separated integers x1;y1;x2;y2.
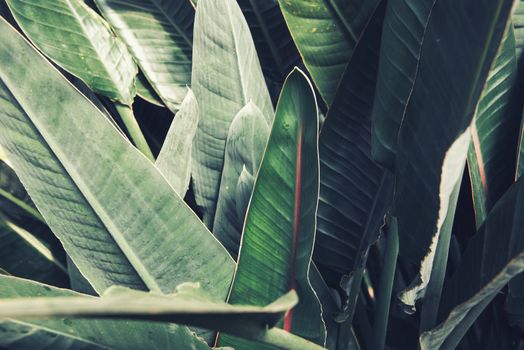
471;122;487;193
284;126;303;332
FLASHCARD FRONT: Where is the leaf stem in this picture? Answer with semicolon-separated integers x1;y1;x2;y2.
371;216;399;350
114;103;155;161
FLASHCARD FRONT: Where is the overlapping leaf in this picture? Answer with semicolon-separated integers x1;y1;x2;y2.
467;27;521;227
238;0;300;83
0;19;234;299
371;0;436;169
0;277;297;339
315;1;393;291
0;275;212;350
218;69;325;348
6;0;137;104
155;89;199;197
277;0;381;105
420;177;524;349
191;0;273;227
392;0;514;309
0;219;67;287
95;0;194;112
212;103;269;257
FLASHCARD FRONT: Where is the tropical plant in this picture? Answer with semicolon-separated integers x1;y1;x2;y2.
0;0;523;349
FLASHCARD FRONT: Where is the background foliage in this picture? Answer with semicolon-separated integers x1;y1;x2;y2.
0;0;523;349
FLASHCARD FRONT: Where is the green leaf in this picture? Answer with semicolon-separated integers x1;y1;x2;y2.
238;0;300;82
212;102;270;257
277;0;381;105
235;166;255;223
0;161;44;223
0;219;67;287
0;275;212;350
136;72;164;107
0;279;297;336
393;0;514;310
518;123;524;179
419;176;524;349
0;18;234;298
191;0;274;227
514;1;524;58
5;0;137;104
218;69;325;348
314;1;393;291
94;0;194;112
467;26;521;228
371;0;436;169
155;89;199;197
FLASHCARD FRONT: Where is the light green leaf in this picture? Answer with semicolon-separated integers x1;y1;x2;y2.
0;275;211;350
467;26;521;228
235;166;255;224
392;0;514;310
420;176;524;349
6;0;137;104
277;0;381;105
0;18;234;298
191;0;274;227
218;69;325;348
136;72;164;107
94;0;194;112
155;89;199;197
213;102;269;257
0;279;297;338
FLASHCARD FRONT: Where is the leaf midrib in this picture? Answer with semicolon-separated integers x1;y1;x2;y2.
3;73;160;294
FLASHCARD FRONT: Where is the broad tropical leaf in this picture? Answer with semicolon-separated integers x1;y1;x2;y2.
238;0;300;83
0;219;67;287
213;103;270;256
6;0;137;104
420;176;524;349
315;1;393;292
0;19;234;298
0;278;297;338
277;0;381;105
467;26;521;227
0;275;211;350
393;0;514;309
191;0;274;227
95;0;194;112
218;69;325;348
155;89;198;197
371;0;436;169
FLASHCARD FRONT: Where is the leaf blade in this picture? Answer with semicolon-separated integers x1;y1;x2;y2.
191;0;274;226
95;0;194;112
6;0;137;104
218;69;325;347
0;18;234;298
